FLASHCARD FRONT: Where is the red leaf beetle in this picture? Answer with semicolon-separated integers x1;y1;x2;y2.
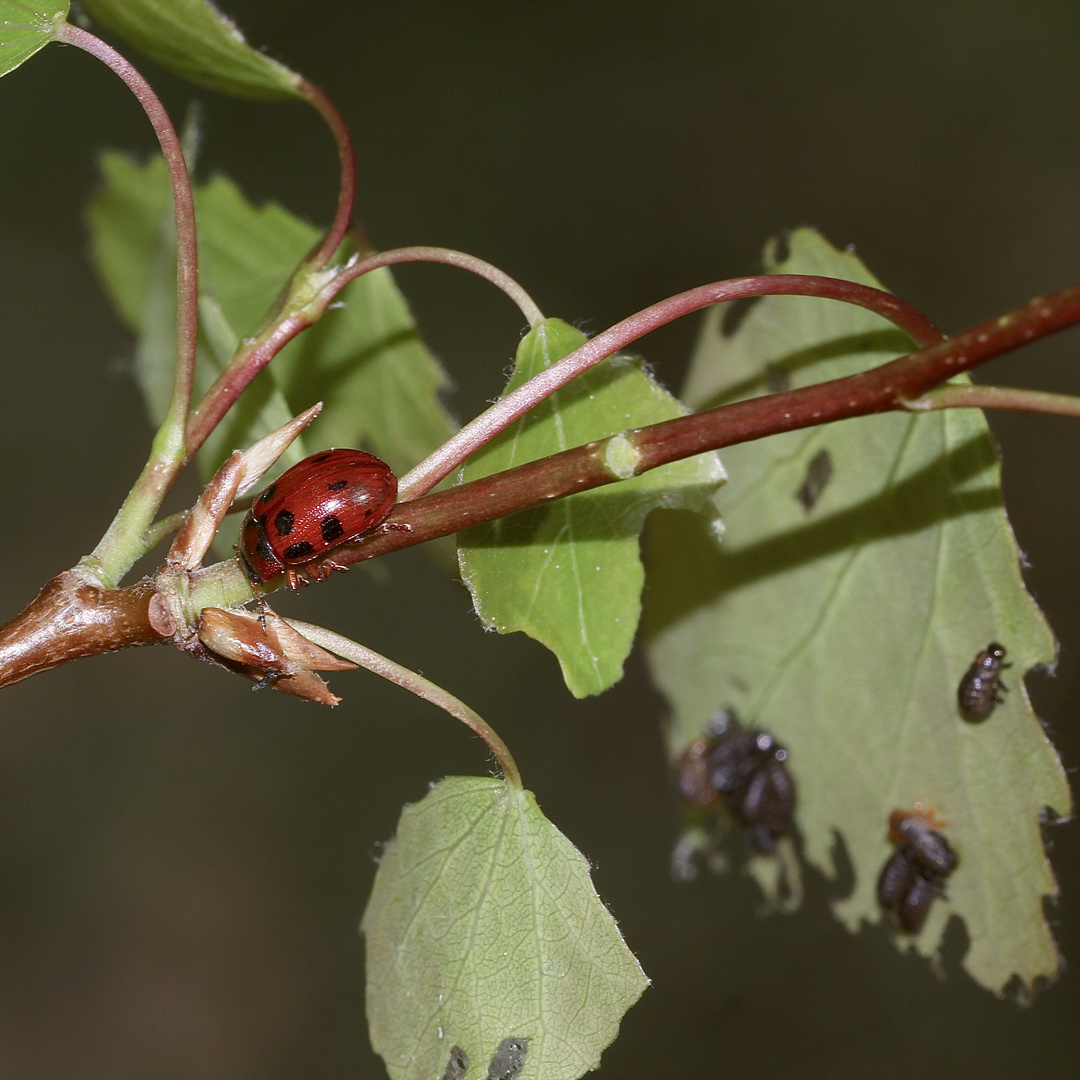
239;449;399;592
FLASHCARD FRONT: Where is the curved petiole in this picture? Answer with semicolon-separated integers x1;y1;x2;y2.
296;79;356;272
902;383;1080;419
287;619;523;788
185;246;544;456
56;22;198;585
396;274;942;499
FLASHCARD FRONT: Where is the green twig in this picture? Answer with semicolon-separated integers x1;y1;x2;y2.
288;620;523;788
903;383;1080;419
56;22;197;584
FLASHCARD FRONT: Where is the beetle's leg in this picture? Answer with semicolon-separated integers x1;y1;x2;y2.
370;520;413;537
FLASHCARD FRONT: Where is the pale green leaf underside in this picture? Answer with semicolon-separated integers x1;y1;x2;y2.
0;1;66;78
82;0;301;101
644;228;1070;995
362;777;648;1080
458;319;725;698
87;153;455;489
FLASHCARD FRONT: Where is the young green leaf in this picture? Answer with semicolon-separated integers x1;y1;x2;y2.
458;319;725;698
87;153;455;478
362;777;648;1080
644;228;1070;997
88;152;178;423
0;1;67;77
80;0;302;101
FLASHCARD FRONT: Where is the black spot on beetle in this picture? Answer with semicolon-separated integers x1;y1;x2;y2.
255;536;275;562
327;479;349;491
321;515;344;543
440;1046;469;1080
283;540;315;560
795;448;833;513
313;452;332;463
274;509;294;536
257;483;275;504
487;1038;528;1080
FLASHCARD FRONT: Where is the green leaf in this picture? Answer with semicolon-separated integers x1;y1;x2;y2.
87;153;172;335
644;228;1070;996
458;319;725;698
362;777;648;1080
81;0;302;101
88;153;177;421
87;153;455;480
0;1;66;77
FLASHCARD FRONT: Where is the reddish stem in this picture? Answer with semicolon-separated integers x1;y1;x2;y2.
298;79;356;270
904;384;1080;419
3;280;1080;687
185;246;543;457
56;23;198;430
397;274;942;499
0;574;170;688
286;280;1080;574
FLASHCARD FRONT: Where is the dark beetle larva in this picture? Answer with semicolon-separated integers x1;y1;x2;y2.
674;708;796;853
957;642;1010;721
888;808;959;877
877;808;958;933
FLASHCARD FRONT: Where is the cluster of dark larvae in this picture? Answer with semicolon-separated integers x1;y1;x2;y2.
876;809;959;933
674;638;1005;930
675;708;796;854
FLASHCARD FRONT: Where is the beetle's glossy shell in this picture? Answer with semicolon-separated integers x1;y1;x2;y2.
239;449;398;585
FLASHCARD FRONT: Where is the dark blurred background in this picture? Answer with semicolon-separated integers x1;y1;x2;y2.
1;1;1079;1077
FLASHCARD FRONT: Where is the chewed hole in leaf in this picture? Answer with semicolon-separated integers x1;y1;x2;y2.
645;227;1071;997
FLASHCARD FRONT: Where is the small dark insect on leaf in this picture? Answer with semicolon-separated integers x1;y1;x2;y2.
674;707;796;853
957;642;1011;721
794;448;834;513
440;1046;469;1080
889;808;958;877
486;1037;529;1080
877;848;917;913
877;809;958;933
899;872;945;933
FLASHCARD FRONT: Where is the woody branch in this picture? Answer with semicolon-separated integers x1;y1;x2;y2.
1;280;1079;689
